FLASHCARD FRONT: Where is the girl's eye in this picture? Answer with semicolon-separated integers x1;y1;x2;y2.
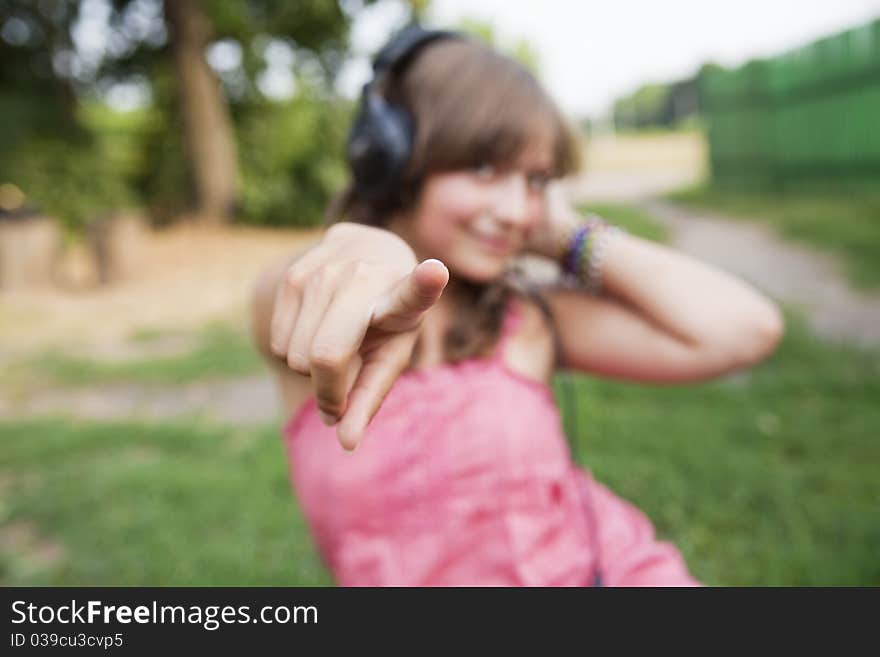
474;164;496;180
527;172;550;191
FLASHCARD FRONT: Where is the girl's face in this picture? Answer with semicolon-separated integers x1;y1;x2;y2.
394;140;554;282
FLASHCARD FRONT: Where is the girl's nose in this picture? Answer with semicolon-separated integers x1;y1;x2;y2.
493;173;529;225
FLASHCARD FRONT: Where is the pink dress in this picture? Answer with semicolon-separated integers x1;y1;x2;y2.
283;294;700;586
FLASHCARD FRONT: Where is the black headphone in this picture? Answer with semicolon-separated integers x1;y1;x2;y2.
346;24;461;199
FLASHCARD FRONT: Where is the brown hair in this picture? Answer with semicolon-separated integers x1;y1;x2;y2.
328;35;580;367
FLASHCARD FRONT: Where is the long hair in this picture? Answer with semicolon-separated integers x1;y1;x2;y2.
328;36;580;366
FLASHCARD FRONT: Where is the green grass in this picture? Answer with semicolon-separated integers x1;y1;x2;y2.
579;203;670;243
666;185;880;290
553;307;880;586
0;419;331;586
1;306;877;586
9;322;264;389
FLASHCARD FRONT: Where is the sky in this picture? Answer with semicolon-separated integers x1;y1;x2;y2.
337;0;880;119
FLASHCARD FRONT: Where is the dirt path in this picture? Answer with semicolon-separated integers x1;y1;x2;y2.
1;374;282;426
636;199;880;349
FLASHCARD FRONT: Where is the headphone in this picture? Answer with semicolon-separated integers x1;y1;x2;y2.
346;24;461;199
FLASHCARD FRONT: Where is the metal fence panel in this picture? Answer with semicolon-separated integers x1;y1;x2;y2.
701;17;880;190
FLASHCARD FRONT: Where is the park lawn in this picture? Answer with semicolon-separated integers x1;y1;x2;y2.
579;203;670;243
556;307;880;586
1;306;877;586
0;418;331;586
666;185;880;290
4;321;264;393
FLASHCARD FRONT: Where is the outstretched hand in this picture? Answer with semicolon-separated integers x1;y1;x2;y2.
269;223;449;451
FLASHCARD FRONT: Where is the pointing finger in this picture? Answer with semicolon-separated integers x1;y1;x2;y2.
334;340;412;451
370;259;449;333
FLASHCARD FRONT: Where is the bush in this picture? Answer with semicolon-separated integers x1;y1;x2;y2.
1;85;354;232
7;136;137;234
0;94;137;233
236;88;351;228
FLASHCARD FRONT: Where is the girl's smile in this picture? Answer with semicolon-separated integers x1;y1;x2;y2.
394;141;555;282
467;227;516;257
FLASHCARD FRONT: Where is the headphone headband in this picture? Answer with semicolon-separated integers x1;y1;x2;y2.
371;25;460;80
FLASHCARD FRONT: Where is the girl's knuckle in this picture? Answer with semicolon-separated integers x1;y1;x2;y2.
309;343;347;372
346;260;378;281
326;222;349;239
285;268;307;289
286;351;309;374
306;268;332;294
269;336;286;357
316;398;344;418
324;260;347;279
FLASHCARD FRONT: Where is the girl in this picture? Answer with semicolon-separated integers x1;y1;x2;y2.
251;27;783;586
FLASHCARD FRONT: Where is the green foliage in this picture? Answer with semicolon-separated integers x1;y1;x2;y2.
0;0;376;229
579;203;670;243
128;107;192;224
0;87;137;231
457;17;496;44
614;83;671;130
206;0;351;57
1;77;352;230
455;17;541;75
236;88;351;227
7;135;138;233
613;75;703;132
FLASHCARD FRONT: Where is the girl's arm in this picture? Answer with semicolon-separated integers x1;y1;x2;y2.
545;232;783;383
529;189;784;383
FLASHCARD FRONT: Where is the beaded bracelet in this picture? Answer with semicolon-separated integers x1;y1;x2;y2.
586;224;625;295
561;215;626;295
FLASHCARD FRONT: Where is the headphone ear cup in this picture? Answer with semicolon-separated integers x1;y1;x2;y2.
347;90;414;198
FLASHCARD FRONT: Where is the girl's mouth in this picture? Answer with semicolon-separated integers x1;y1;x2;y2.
469;229;515;256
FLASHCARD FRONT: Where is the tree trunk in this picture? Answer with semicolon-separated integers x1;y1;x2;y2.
164;0;238;222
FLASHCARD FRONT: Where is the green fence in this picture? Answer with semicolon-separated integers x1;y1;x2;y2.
701;18;880;191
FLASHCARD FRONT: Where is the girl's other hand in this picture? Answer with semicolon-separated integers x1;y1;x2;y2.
523;181;582;261
269;222;449;451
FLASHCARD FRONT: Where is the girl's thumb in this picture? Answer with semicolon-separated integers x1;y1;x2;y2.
371;259;449;332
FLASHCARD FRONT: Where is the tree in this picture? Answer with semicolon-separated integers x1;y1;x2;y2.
164;0;238;220
119;0;362;221
456;17;541;75
0;0;375;224
0;1;136;228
